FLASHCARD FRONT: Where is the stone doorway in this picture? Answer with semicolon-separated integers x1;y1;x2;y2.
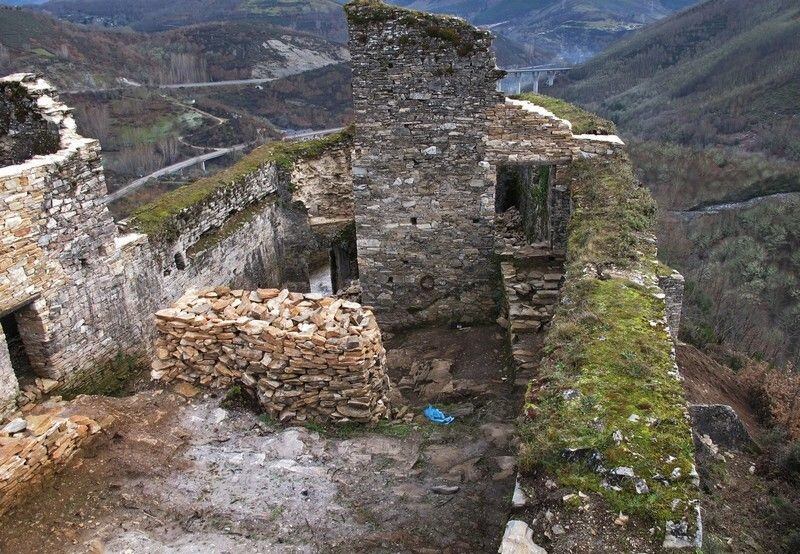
495;164;553;244
0;301;49;385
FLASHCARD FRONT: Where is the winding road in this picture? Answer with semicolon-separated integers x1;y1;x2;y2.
104;144;246;203
668;191;800;219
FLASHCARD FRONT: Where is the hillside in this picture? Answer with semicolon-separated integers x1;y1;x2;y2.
391;0;699;63
38;0;349;40
554;0;800;158
551;0;800;368
0;6;348;88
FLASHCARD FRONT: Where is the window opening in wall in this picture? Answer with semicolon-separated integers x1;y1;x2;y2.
174;252;187;271
410;217;418;225
310;250;334;296
1;307;36;385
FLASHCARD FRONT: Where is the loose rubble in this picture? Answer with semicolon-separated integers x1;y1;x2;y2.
0;399;107;516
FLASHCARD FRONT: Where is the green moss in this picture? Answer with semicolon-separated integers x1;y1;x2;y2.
512;93;617;136
519;278;696;528
565;155;656;271
345;0;485;57
131;127;352;239
60;353;147;399
517;155;697;534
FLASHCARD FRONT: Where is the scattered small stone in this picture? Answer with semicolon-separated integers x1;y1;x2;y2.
612;430;623;444
627;414;640;423
430;485;460;495
551;524;565;536
614;512;629;526
174;382;201;398
635;478;650;494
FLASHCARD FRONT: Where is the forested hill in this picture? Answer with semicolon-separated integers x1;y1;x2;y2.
552;0;800;159
552;0;800;370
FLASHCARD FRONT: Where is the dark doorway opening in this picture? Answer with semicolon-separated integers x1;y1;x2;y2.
1;308;35;384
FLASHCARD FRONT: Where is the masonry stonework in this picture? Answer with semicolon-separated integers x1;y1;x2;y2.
151;288;391;423
346;2;504;329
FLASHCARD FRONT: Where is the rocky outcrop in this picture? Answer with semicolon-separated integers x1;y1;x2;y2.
151;287;391;423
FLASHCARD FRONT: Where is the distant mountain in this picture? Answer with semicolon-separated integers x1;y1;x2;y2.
0;6;348;89
553;0;800;157
37;0;349;41
391;0;700;64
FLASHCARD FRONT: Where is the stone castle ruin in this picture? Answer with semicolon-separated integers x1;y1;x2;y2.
0;0;700;549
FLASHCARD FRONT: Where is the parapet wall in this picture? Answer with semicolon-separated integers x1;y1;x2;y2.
151;288;390;423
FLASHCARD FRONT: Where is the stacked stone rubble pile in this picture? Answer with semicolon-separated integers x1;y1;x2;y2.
151;287;391;423
0;400;107;516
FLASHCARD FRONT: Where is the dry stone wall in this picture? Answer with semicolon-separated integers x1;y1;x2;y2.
151;288;391;423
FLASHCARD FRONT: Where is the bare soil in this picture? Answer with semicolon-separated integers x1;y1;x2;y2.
0;325;521;553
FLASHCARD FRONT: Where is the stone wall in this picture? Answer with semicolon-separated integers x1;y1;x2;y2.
151;288;391;423
0;74;133;415
0;399;107;517
1;76;60;166
0;73;355;417
658;270;686;340
346;0;503;329
291;142;353;222
345;1;627;329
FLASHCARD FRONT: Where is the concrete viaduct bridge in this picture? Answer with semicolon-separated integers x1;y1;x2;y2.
498;65;573;95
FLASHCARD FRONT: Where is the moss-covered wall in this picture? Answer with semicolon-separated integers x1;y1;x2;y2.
518;154;699;548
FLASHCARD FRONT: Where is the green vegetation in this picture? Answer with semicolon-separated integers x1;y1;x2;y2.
512;93;617;136
565;156;656;271
554;0;800;159
131;127;352;238
60;353;147;399
519;155;697;531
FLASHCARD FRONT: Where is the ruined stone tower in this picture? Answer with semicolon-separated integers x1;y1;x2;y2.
346;1;505;329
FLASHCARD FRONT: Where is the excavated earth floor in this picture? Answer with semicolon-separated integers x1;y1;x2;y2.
0;326;522;554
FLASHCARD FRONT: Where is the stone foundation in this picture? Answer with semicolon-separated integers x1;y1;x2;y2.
151;287;391;423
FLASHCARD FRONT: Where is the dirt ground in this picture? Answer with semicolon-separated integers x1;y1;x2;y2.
677;344;800;553
0;325;522;554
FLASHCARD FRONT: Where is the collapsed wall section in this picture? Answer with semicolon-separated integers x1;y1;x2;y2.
151;288;390;423
346;0;503;329
0;399;107;517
